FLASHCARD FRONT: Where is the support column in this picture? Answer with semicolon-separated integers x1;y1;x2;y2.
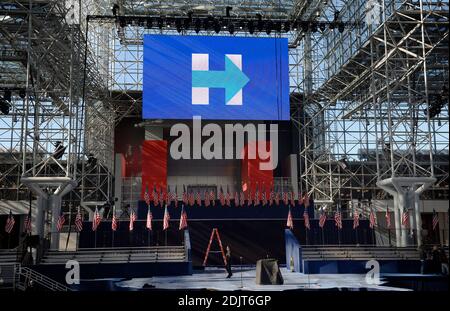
393;194;401;247
397;192;408;247
49;195;62;249
414;193;423;247
35;196;47;238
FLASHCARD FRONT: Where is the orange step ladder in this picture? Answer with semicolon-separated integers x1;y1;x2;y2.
203;228;227;266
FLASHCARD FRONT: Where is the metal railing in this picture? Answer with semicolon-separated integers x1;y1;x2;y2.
14;265;71;291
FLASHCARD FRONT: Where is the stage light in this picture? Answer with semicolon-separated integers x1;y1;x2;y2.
119;17;126;28
112;4;119;16
146;18;152;29
319;23;326;32
52;141;66;160
176;19;182;33
0;98;10;115
283;21;290;32
87;154;97;167
256;14;264;32
247;20;255;34
338;22;345;33
195;19;201;33
265;20;273;34
292;21;298;31
214;19;221;33
334;10;340;21
274;21;282;32
228;22;235;34
310;22;318;33
301;22;309;32
329;22;336;30
158;17;164;29
226;6;232;17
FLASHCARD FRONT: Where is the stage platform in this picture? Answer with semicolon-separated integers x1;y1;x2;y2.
91;267;412;291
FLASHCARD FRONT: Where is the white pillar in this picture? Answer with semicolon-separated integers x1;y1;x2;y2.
35;196;47;238
392;194;401;247
414;193;422;247
49;195;62;250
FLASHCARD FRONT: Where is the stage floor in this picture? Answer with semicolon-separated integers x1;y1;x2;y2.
113;267;411;291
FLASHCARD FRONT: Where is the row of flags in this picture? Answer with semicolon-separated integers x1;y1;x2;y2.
285;207;441;231
144;186;312;207
3;207;441;234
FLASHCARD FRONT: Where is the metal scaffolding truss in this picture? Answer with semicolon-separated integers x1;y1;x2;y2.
1;0;448;217
295;0;449;207
0;0;113;209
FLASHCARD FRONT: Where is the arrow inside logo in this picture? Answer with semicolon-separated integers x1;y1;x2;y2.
192;56;250;103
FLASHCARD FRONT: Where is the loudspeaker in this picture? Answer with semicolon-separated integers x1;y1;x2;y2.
255;258;284;285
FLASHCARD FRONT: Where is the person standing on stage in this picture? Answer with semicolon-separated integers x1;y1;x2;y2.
225;245;233;278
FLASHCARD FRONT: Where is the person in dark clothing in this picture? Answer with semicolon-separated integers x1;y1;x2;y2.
225;245;233;278
431;245;441;274
439;247;449;275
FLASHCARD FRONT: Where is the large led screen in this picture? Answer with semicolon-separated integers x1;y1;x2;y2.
143;35;289;120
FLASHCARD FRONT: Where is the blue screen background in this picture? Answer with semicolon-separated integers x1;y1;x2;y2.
143;35;290;120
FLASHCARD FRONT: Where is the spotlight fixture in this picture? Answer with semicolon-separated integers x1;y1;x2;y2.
52;141;67;160
226;6;232;17
319;22;326;32
338;22;345;33
228;22;235;34
175;19;182;33
119;16;126;28
256;14;264;32
87;154;98;167
146;18;152;29
283;21;290;32
265;20;273;35
112;4;119;16
274;21;282;32
247;20;255;34
301;22;309;32
214;19;221;33
195;18;201;33
310;22;318;33
157;17;164;29
0;95;11;115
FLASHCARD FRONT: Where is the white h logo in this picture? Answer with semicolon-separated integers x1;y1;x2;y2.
192;53;244;106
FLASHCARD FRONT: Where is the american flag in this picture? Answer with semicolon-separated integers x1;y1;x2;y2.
219;187;225;206
5;211;15;234
261;188;267;206
167;187;176;204
195;191;202;206
274;191;280;206
92;207;101;231
239;191;245;207
288;192;294;206
159;188;165;207
111;211;118;231
385;207;391;229
163;205;170;230
297;193;304;206
303;210;310;230
204;191;210;207
152;184;158;204
432;209;439;231
369;209;376;229
334;210;342;229
401;208;409;228
24;209;32;234
210;190;215;206
303;193;310;208
269;188;275;206
75;209;83;232
188;192;195;207
179;205;188;230
286;208;294;229
319;211;327;228
248;189;253;205
225;187;231;206
353;211;360;229
182;187;188;205
282;192;288;205
146;207;153;230
56;212;65;232
129;209;136;231
234;192;239;207
254;185;260;205
144;185;151;206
